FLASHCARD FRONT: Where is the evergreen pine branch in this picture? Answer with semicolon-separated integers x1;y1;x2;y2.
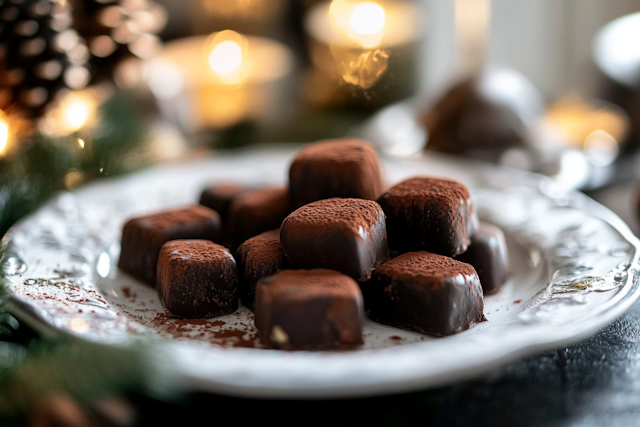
0;91;166;420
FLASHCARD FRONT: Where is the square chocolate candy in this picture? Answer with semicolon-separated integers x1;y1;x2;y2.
288;138;384;208
118;205;221;286
226;187;291;253
157;240;238;318
254;269;364;350
377;176;478;257
198;182;248;223
368;251;485;336
456;222;510;295
280;198;389;281
236;229;289;311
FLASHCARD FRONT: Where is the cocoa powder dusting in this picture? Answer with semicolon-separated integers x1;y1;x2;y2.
381;176;470;206
376;251;477;280
236;229;283;264
284;198;383;235
148;312;262;348
133;205;220;232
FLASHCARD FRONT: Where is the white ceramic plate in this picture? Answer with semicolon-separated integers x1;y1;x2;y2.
2;145;640;398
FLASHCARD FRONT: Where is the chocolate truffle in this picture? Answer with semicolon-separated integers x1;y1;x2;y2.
280;198;389;281
368;251;485;337
254;269;364;350
236;229;289;310
422;69;541;162
118;205;221;286
198;182;247;223
288;138;384;208
157;240;238;318
225;187;291;252
456;222;510;294
377;176;478;257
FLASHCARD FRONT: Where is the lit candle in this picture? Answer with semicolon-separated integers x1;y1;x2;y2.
305;0;425;110
145;30;293;134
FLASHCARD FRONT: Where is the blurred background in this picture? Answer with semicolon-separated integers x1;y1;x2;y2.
1;0;640;212
2;0;640;423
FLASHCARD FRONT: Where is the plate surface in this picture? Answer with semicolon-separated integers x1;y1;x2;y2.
2;145;640;398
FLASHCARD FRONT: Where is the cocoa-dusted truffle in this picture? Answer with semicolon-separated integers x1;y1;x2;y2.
377;176;478;257
456;222;510;295
280;198;389;281
198;182;248;223
368;251;485;336
118;205;221;286
289;138;384;208
236;229;289;310
254;269;364;350
226;187;291;252
157;240;238;318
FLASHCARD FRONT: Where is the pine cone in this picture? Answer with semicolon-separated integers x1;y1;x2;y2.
0;0;90;119
71;0;166;86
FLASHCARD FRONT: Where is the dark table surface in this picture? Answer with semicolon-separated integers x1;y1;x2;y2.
110;180;640;427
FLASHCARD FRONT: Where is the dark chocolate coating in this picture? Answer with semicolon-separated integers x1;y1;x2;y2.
368;251;485;337
377;176;478;257
118;205;221;286
289;138;384;208
198;182;247;223
236;229;289;311
254;269;364;350
157;240;238;318
422;73;531;162
226;187;292;253
456;222;510;294
280;198;390;281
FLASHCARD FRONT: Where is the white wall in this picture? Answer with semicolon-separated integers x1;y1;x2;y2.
422;0;640;101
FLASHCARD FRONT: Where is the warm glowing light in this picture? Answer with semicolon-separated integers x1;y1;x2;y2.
327;1;387;47
77;138;85;149
39;90;100;137
546;94;629;150
350;2;385;35
207;31;247;84
0;118;8;155
209;41;242;75
63;97;91;132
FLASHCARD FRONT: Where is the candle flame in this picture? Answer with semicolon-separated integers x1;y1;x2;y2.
207;30;247;84
350;2;385;35
77;138;85;149
329;0;387;48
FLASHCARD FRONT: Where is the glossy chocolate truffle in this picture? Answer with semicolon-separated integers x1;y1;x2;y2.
254;269;365;350
198;182;247;223
236;229;289;310
157;240;238;318
377;176;478;257
288;138;384;208
422;70;540;162
456;222;510;294
118;205;221;286
280;198;389;281
368;251;485;336
225;187;291;252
